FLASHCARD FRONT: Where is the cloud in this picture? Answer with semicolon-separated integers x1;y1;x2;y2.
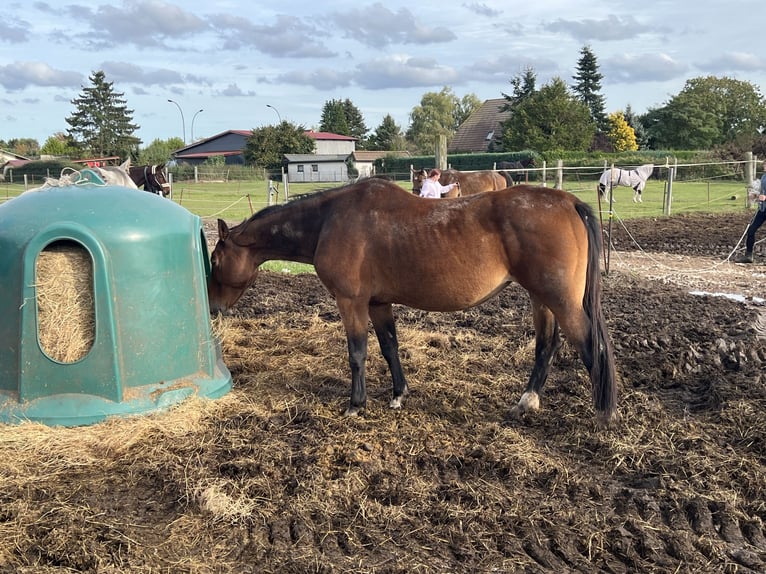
270;69;354;91
355;56;459;89
462;2;501;17
63;0;208;49
99;61;190;86
0;20;28;43
218;83;256;97
545;15;653;42
0;62;83;91
695;52;766;73
331;3;455;47
206;13;335;57
602;53;689;83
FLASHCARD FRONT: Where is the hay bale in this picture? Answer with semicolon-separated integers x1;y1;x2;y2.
35;242;95;363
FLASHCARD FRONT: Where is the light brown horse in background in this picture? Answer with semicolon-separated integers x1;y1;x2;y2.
410;168;461;197
440;168;513;195
208;178;618;426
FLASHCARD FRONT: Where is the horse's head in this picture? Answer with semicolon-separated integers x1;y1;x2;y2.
146;164;171;196
207;219;259;313
438;170;462;197
411;168;428;194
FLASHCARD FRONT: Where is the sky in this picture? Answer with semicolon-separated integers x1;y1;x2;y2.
2;0;765;148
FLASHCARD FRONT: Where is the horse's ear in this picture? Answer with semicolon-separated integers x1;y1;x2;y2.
217;219;229;241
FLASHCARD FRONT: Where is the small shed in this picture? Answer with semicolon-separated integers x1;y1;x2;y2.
0;185;232;426
284;154;350;183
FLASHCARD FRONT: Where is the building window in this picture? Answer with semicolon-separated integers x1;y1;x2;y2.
311;164;318;172
297;165;304;172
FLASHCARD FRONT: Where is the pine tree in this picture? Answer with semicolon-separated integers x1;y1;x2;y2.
319;99;350;136
65;71;140;159
368;115;405;151
572;46;608;133
502;67;537;111
341;99;368;146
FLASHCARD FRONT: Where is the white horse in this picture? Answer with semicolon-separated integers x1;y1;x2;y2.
24;160;139;193
598;164;654;203
91;159;139;189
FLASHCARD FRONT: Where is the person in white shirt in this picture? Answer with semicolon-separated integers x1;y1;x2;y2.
419;169;459;198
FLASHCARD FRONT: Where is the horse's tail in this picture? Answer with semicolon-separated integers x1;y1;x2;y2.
575;201;617;424
500;170;515;187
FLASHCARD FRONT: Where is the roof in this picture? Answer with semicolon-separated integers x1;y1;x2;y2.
351;150;411;162
305;131;357;142
284;154;350;163
448;98;511;153
172;129;355;157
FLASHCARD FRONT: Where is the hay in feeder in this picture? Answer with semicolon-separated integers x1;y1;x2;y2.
35;241;95;363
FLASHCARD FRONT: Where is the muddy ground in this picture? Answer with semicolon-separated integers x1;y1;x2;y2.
1;210;766;573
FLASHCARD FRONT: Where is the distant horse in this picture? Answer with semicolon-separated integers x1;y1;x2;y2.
99;162;170;196
208;178;618;426
440;169;512;194
410;168;461;197
128;164;170;196
598;164;654;203
497;157;536;183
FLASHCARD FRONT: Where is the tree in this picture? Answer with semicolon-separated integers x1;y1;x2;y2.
501;77;595;152
624;104;649;150
244;122;315;169
65;70;141;159
640;76;766;149
319;98;368;148
2;138;40;157
40;133;78;157
501;67;537;111
572;46;608;133
138;137;184;165
319;100;349;136
368;114;406;151
406;87;480;154
606;111;638;152
341;99;368;146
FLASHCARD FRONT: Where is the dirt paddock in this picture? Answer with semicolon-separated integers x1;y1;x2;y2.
1;210;766;573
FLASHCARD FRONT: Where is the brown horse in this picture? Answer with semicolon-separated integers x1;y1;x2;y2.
410;168;461;197
208;178;618;425
439;169;512;195
128;164;171;196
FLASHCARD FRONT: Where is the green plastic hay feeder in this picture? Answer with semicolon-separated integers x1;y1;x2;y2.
0;184;232;426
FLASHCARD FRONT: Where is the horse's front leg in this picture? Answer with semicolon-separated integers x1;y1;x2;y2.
337;298;370;416
369;303;409;409
510;301;561;419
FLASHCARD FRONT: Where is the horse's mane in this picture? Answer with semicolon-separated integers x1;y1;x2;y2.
240;177;397;225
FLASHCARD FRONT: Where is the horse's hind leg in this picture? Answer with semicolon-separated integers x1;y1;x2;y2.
510;301;561;419
369;303;409;409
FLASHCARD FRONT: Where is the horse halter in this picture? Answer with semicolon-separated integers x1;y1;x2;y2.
143;165;169;196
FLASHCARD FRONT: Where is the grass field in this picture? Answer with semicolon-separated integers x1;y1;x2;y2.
1;175;753;274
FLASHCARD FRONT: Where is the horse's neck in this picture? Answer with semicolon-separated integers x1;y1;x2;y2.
244;202;322;264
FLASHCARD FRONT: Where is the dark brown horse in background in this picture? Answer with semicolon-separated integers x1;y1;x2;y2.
98;162;171;196
128;164;171;196
207;178;618;426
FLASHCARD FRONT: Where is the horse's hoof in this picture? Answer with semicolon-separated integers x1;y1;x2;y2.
389;396;404;410
343;405;362;417
596;410;620;429
509;391;540;419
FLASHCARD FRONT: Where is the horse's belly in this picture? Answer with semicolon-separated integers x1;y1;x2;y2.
396;270;514;312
